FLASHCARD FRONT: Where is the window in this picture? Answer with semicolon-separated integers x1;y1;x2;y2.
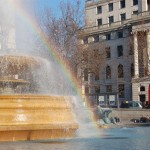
131;63;134;77
97;19;102;26
93;49;99;58
120;0;125;8
140;86;145;91
118;31;123;38
97;6;102;14
129;45;134;55
117;45;123;57
148;0;150;11
108;16;114;24
84;69;88;81
120;13;126;21
106;33;111;40
132;10;138;15
85;87;89;94
108;3;113;11
83;37;88;44
94;35;99;42
118;84;125;98
106;66;111;79
95;73;99;81
106;47;111;58
118;64;124;78
106;85;112;93
133;0;138;5
95;86;100;94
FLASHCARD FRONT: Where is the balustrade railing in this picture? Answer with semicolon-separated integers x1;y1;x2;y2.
132;11;150;19
80;10;150;35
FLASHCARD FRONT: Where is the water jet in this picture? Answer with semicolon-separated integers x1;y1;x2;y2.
0;55;78;142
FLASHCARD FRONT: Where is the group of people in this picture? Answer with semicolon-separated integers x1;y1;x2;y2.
133;115;150;123
140;115;150;123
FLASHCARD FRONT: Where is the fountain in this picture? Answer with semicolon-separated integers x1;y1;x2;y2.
0;1;79;142
0;55;78;142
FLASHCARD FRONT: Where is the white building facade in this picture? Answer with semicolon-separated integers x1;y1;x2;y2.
79;0;150;108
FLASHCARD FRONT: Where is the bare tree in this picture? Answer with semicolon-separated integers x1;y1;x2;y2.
40;1;84;61
75;41;106;82
38;1;106;106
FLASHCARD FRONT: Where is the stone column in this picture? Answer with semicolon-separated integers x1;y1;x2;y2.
147;30;150;73
133;31;139;78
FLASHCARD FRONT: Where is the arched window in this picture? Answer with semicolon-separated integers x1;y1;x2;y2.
118;64;124;78
131;63;134;77
106;47;111;58
95;73;99;81
140;86;145;91
118;84;125;98
106;66;111;79
84;69;88;81
85;86;89;94
95;86;100;94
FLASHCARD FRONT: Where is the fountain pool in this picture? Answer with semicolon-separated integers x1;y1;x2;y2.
0;127;150;150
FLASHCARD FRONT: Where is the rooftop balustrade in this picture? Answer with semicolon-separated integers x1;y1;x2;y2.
79;10;150;36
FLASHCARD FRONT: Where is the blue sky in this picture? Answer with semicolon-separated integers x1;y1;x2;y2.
36;0;85;15
16;0;85;50
32;0;85;17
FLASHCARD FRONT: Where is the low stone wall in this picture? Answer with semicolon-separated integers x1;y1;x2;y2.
110;109;150;123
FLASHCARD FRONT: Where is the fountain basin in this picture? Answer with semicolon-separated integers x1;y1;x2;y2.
0;95;78;141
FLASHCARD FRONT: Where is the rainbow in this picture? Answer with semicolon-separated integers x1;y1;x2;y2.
5;0;101;132
7;0;79;95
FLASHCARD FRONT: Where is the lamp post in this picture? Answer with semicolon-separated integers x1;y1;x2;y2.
117;91;120;109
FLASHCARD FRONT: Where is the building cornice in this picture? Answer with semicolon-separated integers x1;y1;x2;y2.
86;0;117;7
78;20;132;37
79;11;150;38
132;76;150;83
